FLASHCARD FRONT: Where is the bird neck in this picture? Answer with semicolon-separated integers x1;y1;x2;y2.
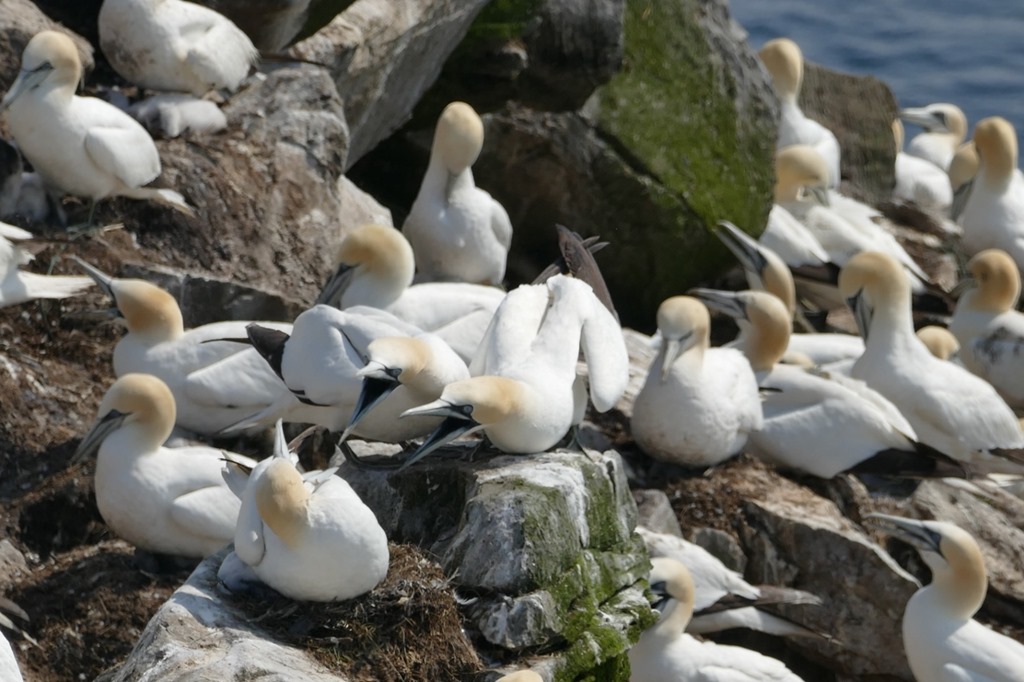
913;571;986;622
649;596;692;641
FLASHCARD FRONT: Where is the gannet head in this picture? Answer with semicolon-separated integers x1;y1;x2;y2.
838;251;907;341
434;101;484;175
71;256;185;339
690;288;789;372
254;458;308;550
648;557;696;623
775;145;830;204
759;38;803;102
73;373;176;463
916;326;960;361
399;376;525;467
342;336;431;439
1;31;81;112
317;223;415;308
899;103;967;140
655;296;709;380
973;116;1018;183
948;141;979;192
715;220;796;314
865;514;987;618
959;249;1020;313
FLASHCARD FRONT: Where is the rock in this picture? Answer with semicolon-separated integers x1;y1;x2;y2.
690;527;746;574
0;540;28;590
633;489;683;537
800;62;899;204
0;0;94;94
292;0;492;165
199;0;357;52
337;447;654;677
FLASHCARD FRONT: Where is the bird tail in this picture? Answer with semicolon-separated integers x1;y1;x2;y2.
120;187;196;217
850;442;969;479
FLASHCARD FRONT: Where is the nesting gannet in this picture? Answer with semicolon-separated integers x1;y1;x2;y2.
957;117;1024;270
0;226;93;307
759;38;840;188
629;557;805;682
866;514;1024;681
916;325;961;363
316;223;505;362
949;249;1024;408
900;103;968;170
402;102;512;286
73;373;252;557
840;251;1024;473
0;598;25;682
401;275;628;464
632;296;761;467
0;31;192;221
892;119;953;211
219;421;389;602
638;527;822;638
73;257;300;435
98;0;258;96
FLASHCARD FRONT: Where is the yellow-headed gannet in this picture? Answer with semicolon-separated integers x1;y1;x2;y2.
916;325;961;363
401;275;628;464
629;557;805;682
866;514;1024;681
949;249;1024;408
759;38;840;188
840;251;1024;473
72;257;302;436
900;103;968;170
0;225;93;307
0;31;192;221
632;296;761;467
892;118;953;212
694;288;965;479
73;373;253;557
98;0;258;96
316;223;506;362
638;527;822;638
219;421;388;601
957;117;1024;271
402;101;512;286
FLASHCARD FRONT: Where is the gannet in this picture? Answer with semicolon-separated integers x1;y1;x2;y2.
631;296;761;467
892;118;953;211
760;203;832;272
900;103;968;170
0;225;93;307
693;288;965;479
716;220;864;365
840;251;1024;473
316;223;506;362
98;0;258;96
629;557;805;682
73;257;301;435
949;249;1024;408
759;38;840;188
401;275;628;464
402;101;512;285
219;421;389;602
638;527;822;638
73;373;252;557
497;672;542;682
916;325;961;363
0;598;26;682
957;117;1024;270
0;31;193;221
866;514;1024;681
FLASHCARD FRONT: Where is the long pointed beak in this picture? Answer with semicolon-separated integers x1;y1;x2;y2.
399;415;484;470
806;185;830;207
899;107;947;132
715;221;768;278
864;513;942;553
401;398;467;420
846;289;872;341
315;263;355;307
221;454;253;497
68;256;117;300
72;409;128;464
689;288;748;321
660;334;695;381
339;367;402;443
0;65;53;112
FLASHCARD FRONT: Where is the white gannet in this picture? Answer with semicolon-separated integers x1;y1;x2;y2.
402;101;512;286
638;527;822;638
865;514;1024;681
916;325;961;363
0;225;94;307
496;672;542;682
629;557;805;682
316;223;506;362
957;117;1024;270
129;93;228;138
73;257;301;436
716;220;864;365
949;249;1024;408
693;288;965;479
401;275;628;463
219;421;389;602
840;251;1024;473
98;0;258;97
0;598;26;682
900;103;968;170
892;118;953;212
631;296;762;468
760;203;832;273
72;373;253;557
759;38;840;188
0;31;193;221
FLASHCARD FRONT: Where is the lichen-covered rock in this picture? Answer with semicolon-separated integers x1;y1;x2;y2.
0;0;94;93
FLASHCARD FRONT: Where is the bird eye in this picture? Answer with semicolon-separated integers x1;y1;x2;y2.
935;112;947;126
461;404;474;416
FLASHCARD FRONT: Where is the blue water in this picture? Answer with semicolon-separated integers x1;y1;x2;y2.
729;0;1024;146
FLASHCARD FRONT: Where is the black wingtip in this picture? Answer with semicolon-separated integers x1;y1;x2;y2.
245;323;290;381
851;444;968;480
